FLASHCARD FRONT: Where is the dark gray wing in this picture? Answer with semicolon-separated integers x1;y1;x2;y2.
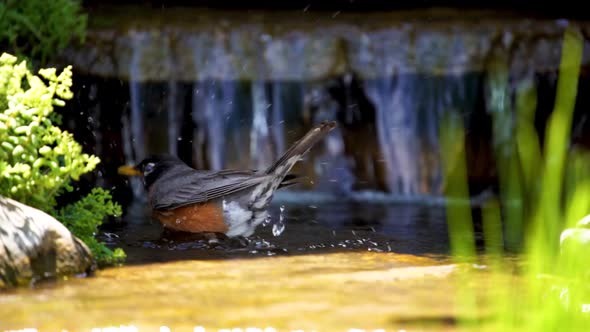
151;169;272;210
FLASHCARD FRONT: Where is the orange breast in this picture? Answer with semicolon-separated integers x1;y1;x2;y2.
153;202;228;233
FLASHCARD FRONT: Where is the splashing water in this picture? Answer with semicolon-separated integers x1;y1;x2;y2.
272;205;286;237
271;222;285;237
262;213;272;226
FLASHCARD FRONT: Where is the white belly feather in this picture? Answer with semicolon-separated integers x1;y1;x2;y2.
222;200;269;237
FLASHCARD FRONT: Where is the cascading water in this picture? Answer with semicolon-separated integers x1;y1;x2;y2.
61;9;590;200
120;49;521;200
364;77;422;196
249;81;290;171
166;79;180;156
191;80;235;170
250;81;275;170
270;82;286;159
124;31;150;198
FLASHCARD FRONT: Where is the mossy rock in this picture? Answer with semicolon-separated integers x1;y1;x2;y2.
0;196;95;288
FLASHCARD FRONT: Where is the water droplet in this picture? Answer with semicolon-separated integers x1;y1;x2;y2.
272;222;284;237
272;205;286;236
262;214;272;226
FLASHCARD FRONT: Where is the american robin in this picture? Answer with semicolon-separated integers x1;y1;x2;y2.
118;120;337;237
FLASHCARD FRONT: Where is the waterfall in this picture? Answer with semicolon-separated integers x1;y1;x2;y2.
187;32;244;171
365;77;421;196
302;81;356;194
193;80;236;171
270;82;286;157
160;29;180;157
250;81;273;170
61;12;589;200
124;31;150;198
166;77;182;157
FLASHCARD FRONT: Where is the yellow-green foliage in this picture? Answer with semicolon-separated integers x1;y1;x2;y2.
0;52;124;265
0;53;98;210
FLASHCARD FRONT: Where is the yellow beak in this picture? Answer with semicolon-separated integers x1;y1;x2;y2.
117;165;142;177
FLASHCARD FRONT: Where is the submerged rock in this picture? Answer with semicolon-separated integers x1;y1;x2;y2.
0;196;94;288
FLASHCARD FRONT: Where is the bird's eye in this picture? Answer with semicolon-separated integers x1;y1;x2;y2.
144;162;155;174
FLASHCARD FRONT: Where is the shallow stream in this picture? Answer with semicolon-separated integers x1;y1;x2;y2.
0;198;511;331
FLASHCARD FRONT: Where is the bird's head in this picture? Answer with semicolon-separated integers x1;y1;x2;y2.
118;155;185;190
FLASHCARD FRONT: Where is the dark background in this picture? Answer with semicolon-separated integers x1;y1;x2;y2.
81;0;589;19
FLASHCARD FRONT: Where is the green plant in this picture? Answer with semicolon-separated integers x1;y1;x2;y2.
55;188;126;266
0;52;124;265
0;0;87;66
440;27;590;331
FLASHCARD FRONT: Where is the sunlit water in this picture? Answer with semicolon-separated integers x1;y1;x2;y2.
0;197;511;331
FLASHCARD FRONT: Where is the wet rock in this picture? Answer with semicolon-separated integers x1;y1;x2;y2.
57;7;590;81
0;196;94;288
